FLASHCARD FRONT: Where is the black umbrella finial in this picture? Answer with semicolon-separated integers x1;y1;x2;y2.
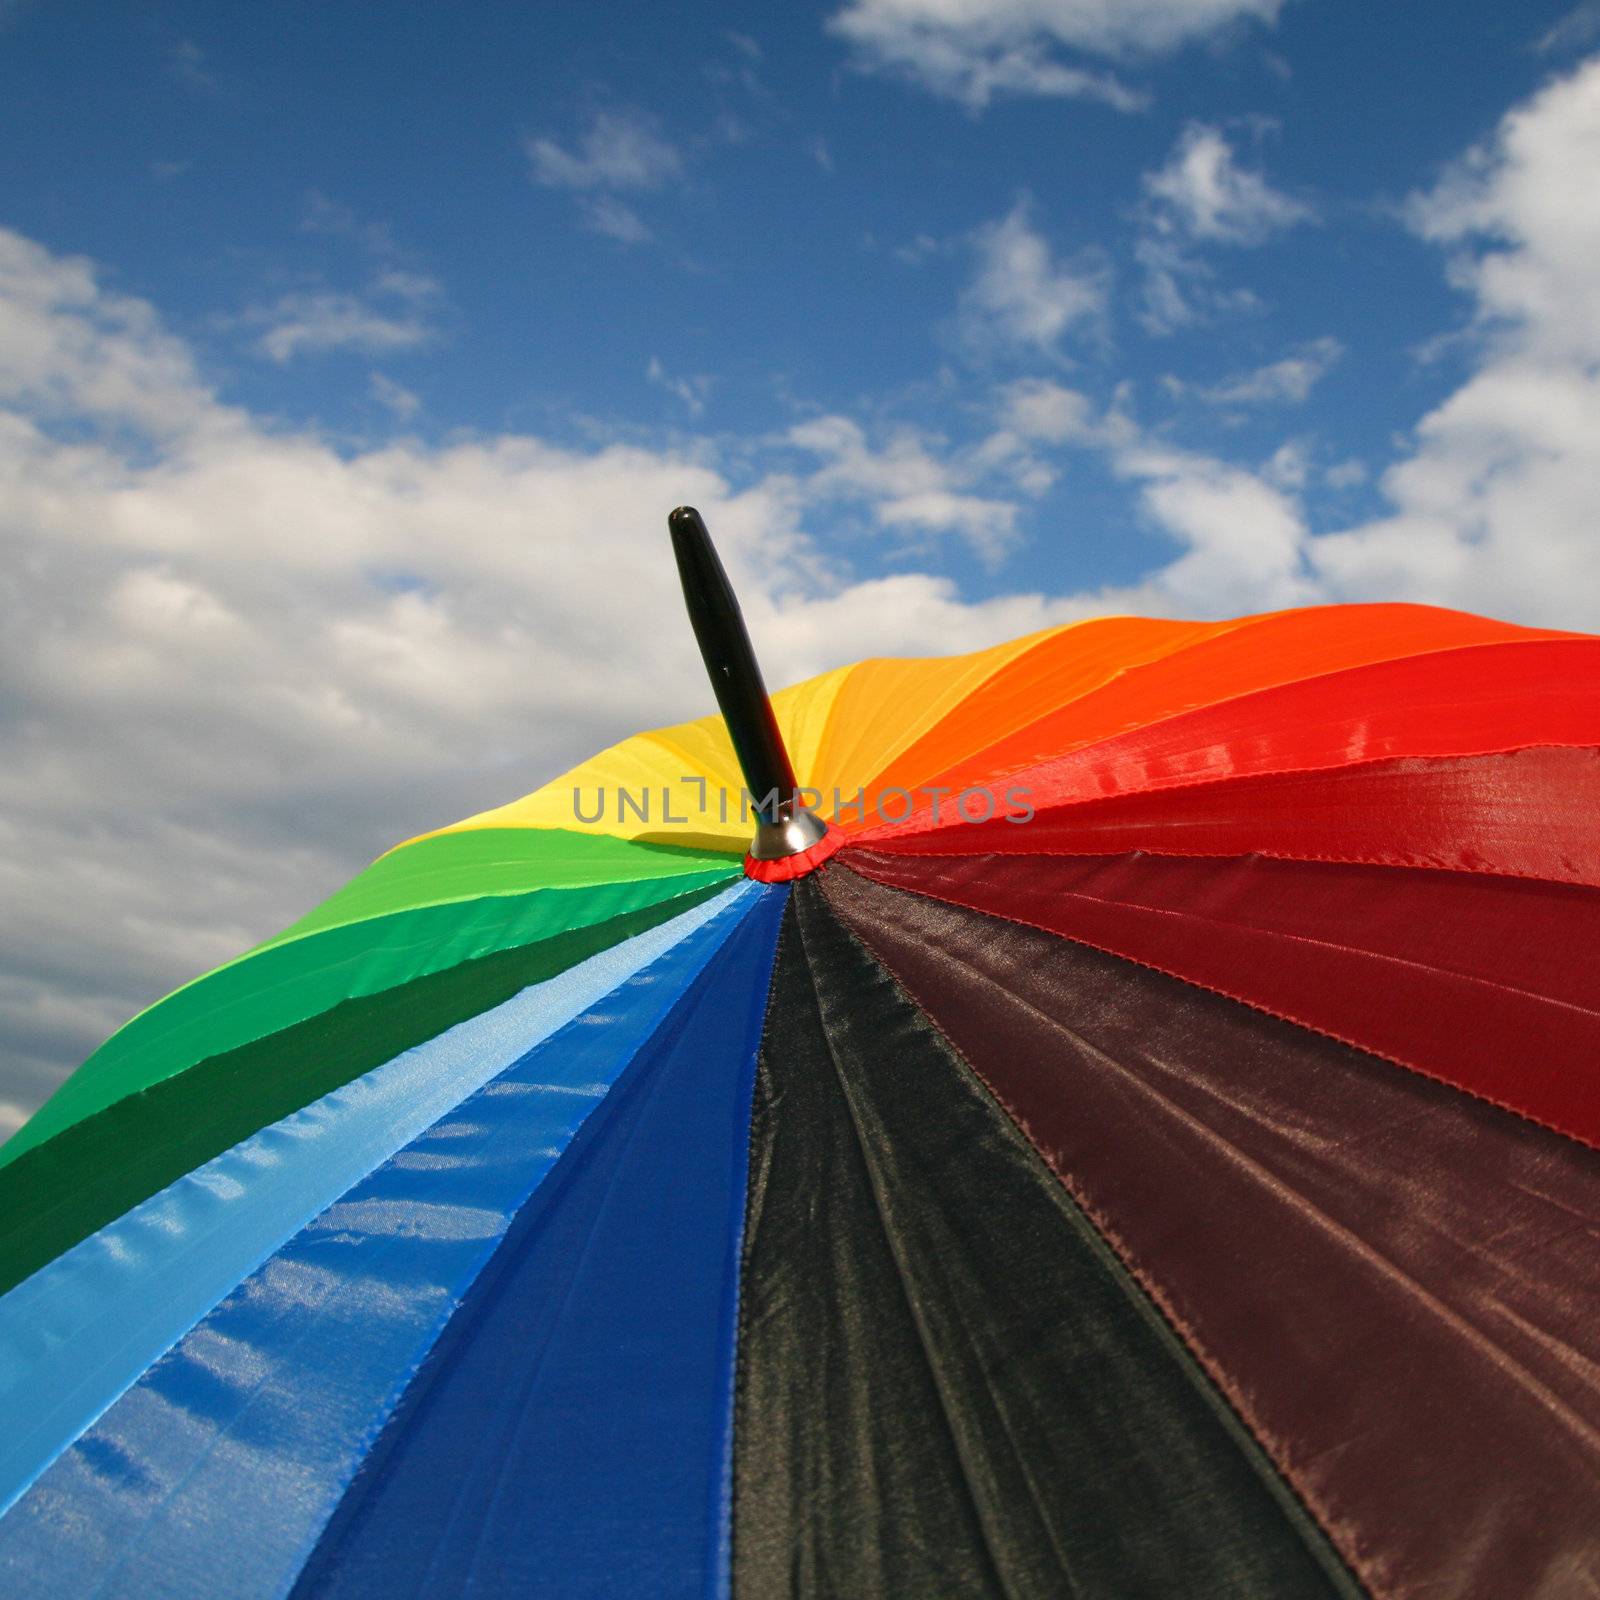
668;506;828;861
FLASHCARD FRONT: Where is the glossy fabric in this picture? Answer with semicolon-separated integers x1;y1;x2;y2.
868;746;1600;887
0;886;743;1518
261;829;739;948
0;887;760;1599
731;883;1358;1600
0;883;731;1296
844;848;1600;1147
293;885;786;1600
859;637;1600;840
848;606;1561;809
6;598;1600;1600
823;863;1600;1600
5;859;736;1169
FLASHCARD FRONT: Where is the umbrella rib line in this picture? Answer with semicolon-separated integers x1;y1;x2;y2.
787;896;1031;1600
841;863;1600;1156
845;885;1600;1467
822;878;1370;1600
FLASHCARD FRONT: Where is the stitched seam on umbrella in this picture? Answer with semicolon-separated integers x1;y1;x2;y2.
821;866;1373;1600
851;634;1590;818
837;859;1600;1157
854;737;1600;850
788;889;1024;1600
853;838;1600;891
807;892;1132;1597
848;612;1296;797
849;897;1600;1458
9;876;724;1175
863;861;1600;1018
723;893;791;1600
821;621;1090;800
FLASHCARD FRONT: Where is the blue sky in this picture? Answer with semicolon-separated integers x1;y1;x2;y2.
4;0;1600;1128
0;0;1585;593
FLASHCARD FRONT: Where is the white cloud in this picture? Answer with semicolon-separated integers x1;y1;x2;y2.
1144;122;1313;243
1534;4;1600;55
997;375;1125;445
1324;457;1367;489
169;39;216;95
1311;54;1600;614
244;200;443;362
527;108;684;246
248;291;434;363
829;0;1280;108
581;195;654;244
8;55;1600;1134
372;269;441;304
369;372;421;419
1134;123;1309;332
788;413;1026;561
527;109;683;191
647;356;713;416
0;229;1071;1127
961;201;1108;357
1194;336;1343;404
1012;57;1600;626
993;379;1313;610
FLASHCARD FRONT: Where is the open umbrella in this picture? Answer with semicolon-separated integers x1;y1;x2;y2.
1;506;1597;1599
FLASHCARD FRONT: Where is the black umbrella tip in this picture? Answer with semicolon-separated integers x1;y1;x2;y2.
668;505;704;536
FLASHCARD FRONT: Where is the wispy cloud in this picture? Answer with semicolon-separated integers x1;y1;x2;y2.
647;356;713;416
582;195;654;244
369;372;421;419
828;0;1283;110
168;38;217;95
301;191;398;256
526;107;685;245
1532;3;1600;54
249;290;434;363
960;201;1108;358
1190;337;1344;405
527;108;683;191
254;197;446;362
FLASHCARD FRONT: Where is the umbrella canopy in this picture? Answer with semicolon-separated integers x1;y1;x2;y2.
2;510;1598;1599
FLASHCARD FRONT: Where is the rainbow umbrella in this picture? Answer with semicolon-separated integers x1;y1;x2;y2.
1;507;1598;1599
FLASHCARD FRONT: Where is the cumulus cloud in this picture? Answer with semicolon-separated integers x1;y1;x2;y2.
787;414;1027;561
0;228;1074;1125
1193;337;1343;405
1314;54;1600;613
998;378;1313;610
1135;123;1311;331
960;201;1109;358
1145;122;1313;243
829;0;1281;109
7;54;1600;1132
